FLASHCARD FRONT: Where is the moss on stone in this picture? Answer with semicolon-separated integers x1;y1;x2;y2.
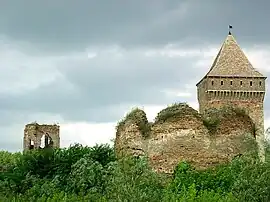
202;117;220;135
154;103;201;124
204;106;249;119
116;104;255;140
241;133;258;154
116;107;151;138
202;106;255;136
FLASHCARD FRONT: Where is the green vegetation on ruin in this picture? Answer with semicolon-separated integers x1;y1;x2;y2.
202;106;255;136
154;103;201;124
202;116;220;135
116;103;203;138
116;104;256;140
1;142;270;201
116;107;151;138
205;106;249;119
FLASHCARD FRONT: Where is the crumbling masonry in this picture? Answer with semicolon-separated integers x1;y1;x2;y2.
23;123;60;151
196;33;267;160
115;31;267;173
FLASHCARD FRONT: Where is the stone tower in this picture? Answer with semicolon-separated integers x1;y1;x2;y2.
196;31;267;160
23;122;60;151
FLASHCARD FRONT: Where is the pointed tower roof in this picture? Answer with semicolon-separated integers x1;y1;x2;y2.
204;33;265;78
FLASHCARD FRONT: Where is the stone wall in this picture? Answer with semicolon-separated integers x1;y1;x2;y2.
197;77;265;113
197;75;266;161
115;119;146;157
203;77;265;92
115;104;256;173
23;123;60;151
204;100;265;160
197;79;207;113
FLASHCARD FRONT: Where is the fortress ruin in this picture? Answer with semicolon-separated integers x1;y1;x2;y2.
23;123;60;151
115;30;267;173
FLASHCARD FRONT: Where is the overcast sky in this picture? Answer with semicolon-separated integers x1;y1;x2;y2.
1;0;270;152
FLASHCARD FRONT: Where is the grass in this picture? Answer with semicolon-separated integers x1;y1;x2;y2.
154;103;201;124
116;104;256;143
203;117;220;135
116;107;151;138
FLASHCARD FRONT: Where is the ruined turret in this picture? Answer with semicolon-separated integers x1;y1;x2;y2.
23;122;60;151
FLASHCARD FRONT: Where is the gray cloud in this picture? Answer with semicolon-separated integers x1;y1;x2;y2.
0;0;270;52
0;46;204;124
0;124;23;152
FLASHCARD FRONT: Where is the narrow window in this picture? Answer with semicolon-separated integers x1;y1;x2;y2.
230;80;233;85
221;80;223;85
211;80;214;85
259;81;262;86
250;81;253;86
240;80;243;85
29;140;35;150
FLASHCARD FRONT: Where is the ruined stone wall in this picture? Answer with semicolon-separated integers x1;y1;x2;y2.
197;79;207;113
197;75;266;160
23;123;60;151
115;108;150;157
115;120;146;157
204;100;265;160
115;104;256;173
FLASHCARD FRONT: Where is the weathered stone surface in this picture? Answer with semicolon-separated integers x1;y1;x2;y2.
115;32;266;173
23;122;60;151
196;33;266;160
115;120;146;157
115;105;255;174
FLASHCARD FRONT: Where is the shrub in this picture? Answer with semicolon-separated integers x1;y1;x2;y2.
1;142;270;201
202;117;220;135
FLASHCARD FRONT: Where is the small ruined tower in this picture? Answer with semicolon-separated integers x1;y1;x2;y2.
23;122;60;151
196;28;267;159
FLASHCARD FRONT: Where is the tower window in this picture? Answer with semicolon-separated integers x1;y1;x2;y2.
230;80;233;85
240;80;243;85
211;80;214;85
250;81;253;86
221;80;223;85
259;81;262;86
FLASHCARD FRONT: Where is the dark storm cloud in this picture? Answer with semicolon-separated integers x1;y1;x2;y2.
0;0;186;51
0;0;270;52
0;48;204;124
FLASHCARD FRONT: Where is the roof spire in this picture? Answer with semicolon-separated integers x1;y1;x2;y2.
228;25;233;35
202;32;264;78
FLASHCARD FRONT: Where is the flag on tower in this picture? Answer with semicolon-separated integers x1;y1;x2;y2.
228;25;233;35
